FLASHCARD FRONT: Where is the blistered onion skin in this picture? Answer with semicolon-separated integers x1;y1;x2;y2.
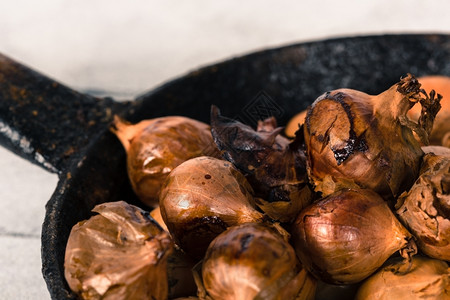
291;188;416;285
159;156;264;259
396;153;450;261
111;116;220;207
355;256;450;300
201;223;316;300
64;201;173;300
304;74;441;199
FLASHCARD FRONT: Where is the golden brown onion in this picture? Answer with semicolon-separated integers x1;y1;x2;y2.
396;153;450;261
64;201;173;300
159;156;264;259
210;106;314;222
291;188;416;284
304;74;441;199
355;256;450;300
201;223;316;300
111;116;220;207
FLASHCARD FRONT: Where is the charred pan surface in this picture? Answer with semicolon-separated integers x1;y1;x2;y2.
0;54;126;173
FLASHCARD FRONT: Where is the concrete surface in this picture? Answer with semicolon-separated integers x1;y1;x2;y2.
0;1;449;299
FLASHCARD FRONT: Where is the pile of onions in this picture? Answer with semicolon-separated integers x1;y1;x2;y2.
64;74;450;300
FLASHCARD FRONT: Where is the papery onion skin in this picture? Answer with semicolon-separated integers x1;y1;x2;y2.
408;75;450;146
304;75;441;199
422;145;450;157
111;116;220;207
396;153;450;261
291;188;415;284
355;256;450;300
159;156;264;259
64;201;173;300
201;223;316;300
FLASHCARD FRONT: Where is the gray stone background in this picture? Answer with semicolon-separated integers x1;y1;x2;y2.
0;1;449;299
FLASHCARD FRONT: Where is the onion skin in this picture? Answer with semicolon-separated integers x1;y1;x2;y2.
64;201;173;300
355;256;450;300
396;153;450;261
159;156;264;259
408;75;450;146
291;188;415;284
111;116;219;207
201;223;316;300
422;145;450;157
304;74;441;199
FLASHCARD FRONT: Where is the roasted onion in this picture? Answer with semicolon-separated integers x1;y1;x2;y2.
291;188;416;284
200;223;316;300
111;116;219;207
210;106;314;222
64;201;173;300
355;256;450;300
159;156;264;259
396;153;450;261
304;74;441;199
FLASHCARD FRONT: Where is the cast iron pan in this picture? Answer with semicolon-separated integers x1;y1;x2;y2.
0;34;449;299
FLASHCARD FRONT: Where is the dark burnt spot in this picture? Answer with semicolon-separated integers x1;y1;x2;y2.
174;216;228;260
204;174;212;179
441;173;450;194
325;92;368;165
239;233;254;252
268;187;290;203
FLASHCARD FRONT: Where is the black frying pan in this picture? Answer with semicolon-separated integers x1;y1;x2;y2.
0;34;449;299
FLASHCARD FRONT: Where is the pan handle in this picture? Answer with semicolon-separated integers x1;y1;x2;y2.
0;53;129;174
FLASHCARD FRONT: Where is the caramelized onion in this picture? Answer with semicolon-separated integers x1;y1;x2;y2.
159;156;264;259
111;116;219;207
355;256;450;300
396;153;450;261
304;74;441;199
201;223;316;300
291;188;416;284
